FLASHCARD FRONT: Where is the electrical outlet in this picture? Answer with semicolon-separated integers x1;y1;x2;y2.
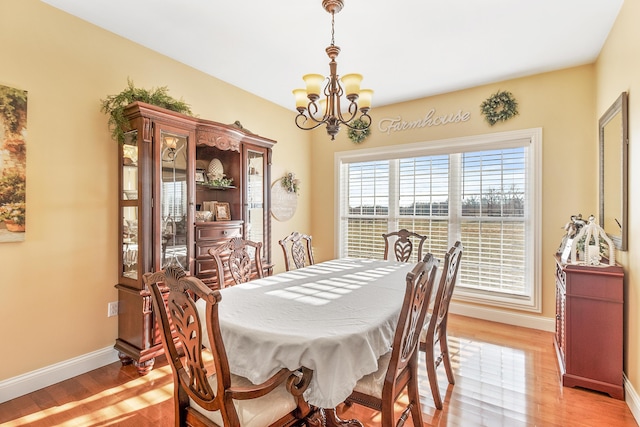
107;301;119;317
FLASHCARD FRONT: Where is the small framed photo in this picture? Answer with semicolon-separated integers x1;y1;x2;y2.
202;201;217;212
195;169;206;183
214;202;231;221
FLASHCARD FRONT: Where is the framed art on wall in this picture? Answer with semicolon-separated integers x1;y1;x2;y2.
0;84;28;242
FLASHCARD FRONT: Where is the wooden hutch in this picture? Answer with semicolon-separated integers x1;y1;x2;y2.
553;255;624;399
115;102;274;374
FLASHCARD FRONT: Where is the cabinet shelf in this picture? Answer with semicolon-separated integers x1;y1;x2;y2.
199;183;236;190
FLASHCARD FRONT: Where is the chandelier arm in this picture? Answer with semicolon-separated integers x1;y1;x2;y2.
341;112;372;130
295;112;330;131
335;99;359;124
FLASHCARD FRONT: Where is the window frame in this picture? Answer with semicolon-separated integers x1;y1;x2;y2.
334;128;542;312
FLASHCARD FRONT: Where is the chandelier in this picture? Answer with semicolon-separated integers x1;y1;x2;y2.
293;0;373;140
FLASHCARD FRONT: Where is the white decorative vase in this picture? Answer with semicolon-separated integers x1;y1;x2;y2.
207;158;224;181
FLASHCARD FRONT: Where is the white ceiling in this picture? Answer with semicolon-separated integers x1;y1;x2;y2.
41;0;623;110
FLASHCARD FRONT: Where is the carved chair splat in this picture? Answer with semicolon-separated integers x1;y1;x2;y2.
279;231;315;271
382;229;427;262
208;237;263;288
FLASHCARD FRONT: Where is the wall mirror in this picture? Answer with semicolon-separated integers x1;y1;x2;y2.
599;91;628;251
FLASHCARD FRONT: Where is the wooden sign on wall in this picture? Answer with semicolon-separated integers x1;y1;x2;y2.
378;108;471;135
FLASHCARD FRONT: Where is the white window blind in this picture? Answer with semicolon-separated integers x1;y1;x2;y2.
457;148;528;296
341;161;389;260
336;129;541;311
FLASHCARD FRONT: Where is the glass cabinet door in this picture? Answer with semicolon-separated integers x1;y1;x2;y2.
121;131;139;280
159;131;189;270
246;149;266;258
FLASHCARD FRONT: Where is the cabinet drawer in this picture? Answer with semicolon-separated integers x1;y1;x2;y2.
566;272;623;302
196;242;227;258
196;257;218;277
195;222;242;241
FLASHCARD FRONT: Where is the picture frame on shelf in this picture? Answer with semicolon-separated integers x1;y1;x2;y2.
195;169;206;183
214;202;231;221
202;201;217;212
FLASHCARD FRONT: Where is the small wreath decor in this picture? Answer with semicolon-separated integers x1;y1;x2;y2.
347;119;371;144
281;172;300;195
480;90;519;126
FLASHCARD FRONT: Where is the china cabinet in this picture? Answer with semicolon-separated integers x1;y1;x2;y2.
553;255;624;399
115;102;274;374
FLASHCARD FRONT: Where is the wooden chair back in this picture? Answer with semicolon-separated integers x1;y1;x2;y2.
278;231;314;271
421;240;463;409
208;237;263;288
382;229;427;262
144;266;312;427
346;254;439;426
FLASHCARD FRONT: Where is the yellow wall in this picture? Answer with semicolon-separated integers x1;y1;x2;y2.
1;0;636;399
596;0;640;390
309;65;597;320
0;0;311;380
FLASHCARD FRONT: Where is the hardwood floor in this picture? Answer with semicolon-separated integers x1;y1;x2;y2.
0;315;636;426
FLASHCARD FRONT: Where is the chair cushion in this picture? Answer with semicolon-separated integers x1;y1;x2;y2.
190;373;297;427
351;350;392;399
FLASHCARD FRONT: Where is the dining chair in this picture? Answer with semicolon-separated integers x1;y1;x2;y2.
345;253;439;427
382;229;427;262
278;231;315;271
419;240;463;410
144;265;313;427
208;237;263;288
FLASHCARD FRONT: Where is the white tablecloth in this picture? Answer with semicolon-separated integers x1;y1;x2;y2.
197;258;414;408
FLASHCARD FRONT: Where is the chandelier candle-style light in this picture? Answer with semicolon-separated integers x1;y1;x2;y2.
293;0;373;140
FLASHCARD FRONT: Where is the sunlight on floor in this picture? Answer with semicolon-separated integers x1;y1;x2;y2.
2;366;174;427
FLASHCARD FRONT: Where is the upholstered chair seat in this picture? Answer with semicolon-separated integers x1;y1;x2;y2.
193;373;298;427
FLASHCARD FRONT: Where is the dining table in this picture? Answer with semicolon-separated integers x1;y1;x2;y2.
196;257;417;426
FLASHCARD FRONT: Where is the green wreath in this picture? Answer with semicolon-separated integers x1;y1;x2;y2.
347;119;371;144
480;90;519;126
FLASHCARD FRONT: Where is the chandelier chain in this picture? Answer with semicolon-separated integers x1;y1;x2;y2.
330;12;335;47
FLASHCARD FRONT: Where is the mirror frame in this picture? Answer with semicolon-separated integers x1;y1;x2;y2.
599;91;628;251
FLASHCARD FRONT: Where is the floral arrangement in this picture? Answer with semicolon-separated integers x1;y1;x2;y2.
480;90;519;126
208;176;234;187
281;172;300;195
0;171;26;226
0;202;25;226
347;118;371;144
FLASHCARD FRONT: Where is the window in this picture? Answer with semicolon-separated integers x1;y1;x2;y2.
336;129;541;311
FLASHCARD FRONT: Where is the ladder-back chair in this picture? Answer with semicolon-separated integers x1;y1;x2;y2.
345;254;439;427
419;241;463;409
144;266;312;427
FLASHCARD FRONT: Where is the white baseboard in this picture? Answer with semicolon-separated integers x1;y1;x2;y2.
624;374;640;425
0;347;119;404
450;302;556;332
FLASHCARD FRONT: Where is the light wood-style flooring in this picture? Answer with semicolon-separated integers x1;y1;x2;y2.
0;315;636;426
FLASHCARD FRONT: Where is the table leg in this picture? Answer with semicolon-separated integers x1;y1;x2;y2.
306;408;363;427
